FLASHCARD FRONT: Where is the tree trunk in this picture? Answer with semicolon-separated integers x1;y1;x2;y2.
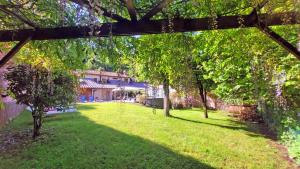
163;78;170;117
203;89;208;118
196;79;208;118
32;111;42;139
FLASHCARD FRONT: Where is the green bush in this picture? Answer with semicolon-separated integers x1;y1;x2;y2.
259;106;300;164
280;116;300;164
289;133;300;164
136;94;146;104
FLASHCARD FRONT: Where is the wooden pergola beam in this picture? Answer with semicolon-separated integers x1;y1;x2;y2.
256;0;269;10
122;0;137;21
0;12;298;42
249;1;300;60
69;0;129;22
140;0;173;21
257;22;300;60
0;36;31;68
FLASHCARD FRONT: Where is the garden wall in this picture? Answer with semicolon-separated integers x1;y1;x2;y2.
0;97;26;128
0;53;25;127
144;93;258;116
190;94;257;115
216;103;257;115
145;98;164;109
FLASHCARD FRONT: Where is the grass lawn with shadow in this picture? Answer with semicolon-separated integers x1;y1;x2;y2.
0;102;290;169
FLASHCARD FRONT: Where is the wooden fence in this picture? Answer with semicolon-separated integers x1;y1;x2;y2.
0;99;26;127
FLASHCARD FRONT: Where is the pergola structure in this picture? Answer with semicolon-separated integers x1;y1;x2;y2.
0;0;299;68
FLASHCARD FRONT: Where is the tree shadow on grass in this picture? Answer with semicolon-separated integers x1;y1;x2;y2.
44;114;78;123
27;113;215;169
77;104;99;110
170;115;273;140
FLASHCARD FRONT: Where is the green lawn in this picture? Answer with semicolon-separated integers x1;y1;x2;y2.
0;103;290;169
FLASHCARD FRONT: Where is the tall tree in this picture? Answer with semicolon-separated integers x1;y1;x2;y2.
124;34;192;116
191;60;215;118
128;35;172;116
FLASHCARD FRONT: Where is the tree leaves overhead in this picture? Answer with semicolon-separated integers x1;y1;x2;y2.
124;33;192;86
0;0;297;30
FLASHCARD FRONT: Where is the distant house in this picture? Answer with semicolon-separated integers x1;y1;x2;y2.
76;70;147;102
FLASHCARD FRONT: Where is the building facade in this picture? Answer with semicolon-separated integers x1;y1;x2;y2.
77;70;147;102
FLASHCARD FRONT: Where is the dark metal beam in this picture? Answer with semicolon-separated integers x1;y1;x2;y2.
140;0;173;21
0;12;299;42
122;0;137;21
69;0;129;22
0;36;32;68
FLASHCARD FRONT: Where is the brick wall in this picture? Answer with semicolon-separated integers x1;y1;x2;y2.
190;94;257;115
217;104;257;115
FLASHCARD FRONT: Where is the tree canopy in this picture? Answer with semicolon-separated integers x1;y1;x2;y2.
0;0;299;70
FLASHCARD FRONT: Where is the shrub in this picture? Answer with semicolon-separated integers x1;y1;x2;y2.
5;64;77;138
280;116;300;164
238;108;263;122
170;92;191;109
136;94;146;104
288;132;300;164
